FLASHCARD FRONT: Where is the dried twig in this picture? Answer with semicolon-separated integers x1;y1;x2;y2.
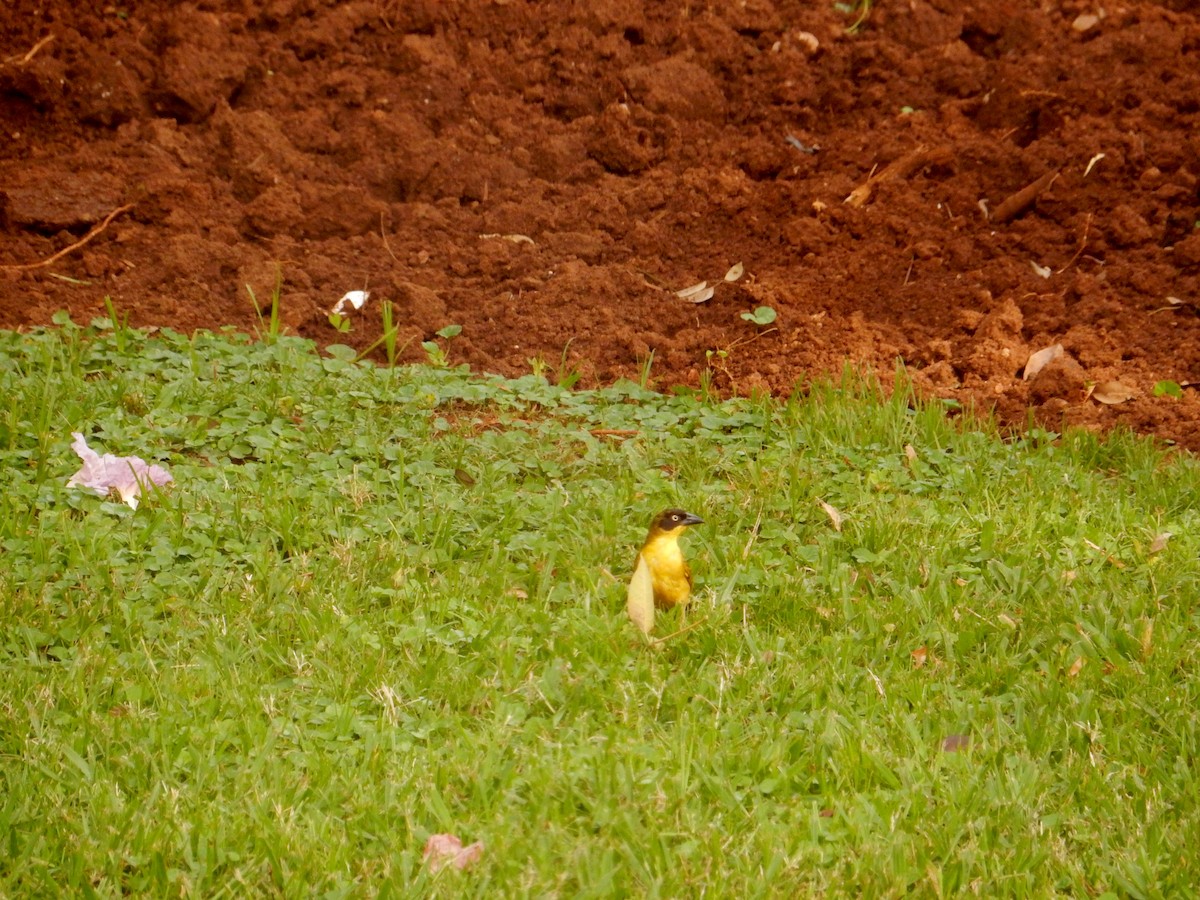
866;667;886;699
845;145;953;207
991;170;1059;224
741;506;763;561
4;34;55;66
1;202;135;272
1056;212;1093;274
650;616;708;646
379;211;398;263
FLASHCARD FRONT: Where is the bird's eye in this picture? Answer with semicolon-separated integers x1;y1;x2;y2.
672;514;680;521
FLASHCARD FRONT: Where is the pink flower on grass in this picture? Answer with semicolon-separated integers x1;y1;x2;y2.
67;432;173;510
423;833;484;872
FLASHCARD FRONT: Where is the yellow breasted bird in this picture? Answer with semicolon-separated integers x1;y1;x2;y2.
626;508;704;635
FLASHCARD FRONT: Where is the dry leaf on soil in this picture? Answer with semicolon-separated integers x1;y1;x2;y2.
1023;343;1063;380
1151;297;1188;314
723;262;745;282
675;281;715;304
1083;152;1106;177
478;232;535;245
1091;381;1136;404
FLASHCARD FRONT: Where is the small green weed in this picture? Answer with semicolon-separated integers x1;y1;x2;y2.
422;323;462;367
529;342;582;388
740;305;777;326
246;269;284;341
381;299;399;365
637;349;655;388
101;296;131;351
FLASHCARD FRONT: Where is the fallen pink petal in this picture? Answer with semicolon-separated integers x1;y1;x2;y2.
423;833;484;872
941;734;971;753
66;433;173;510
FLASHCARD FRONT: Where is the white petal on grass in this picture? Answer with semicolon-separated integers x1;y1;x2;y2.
331;290;369;315
627;553;655;635
723;262;745;282
1023;343;1063;380
67;433;173;510
817;498;843;532
675;281;714;303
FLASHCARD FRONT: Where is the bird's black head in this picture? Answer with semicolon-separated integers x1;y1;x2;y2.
653;508;704;533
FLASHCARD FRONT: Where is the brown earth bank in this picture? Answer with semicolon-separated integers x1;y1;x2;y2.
2;1;1199;446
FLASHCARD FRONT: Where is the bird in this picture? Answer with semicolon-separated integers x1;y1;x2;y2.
627;508;704;634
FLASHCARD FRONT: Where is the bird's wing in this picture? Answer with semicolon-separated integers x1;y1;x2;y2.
627;552;655;635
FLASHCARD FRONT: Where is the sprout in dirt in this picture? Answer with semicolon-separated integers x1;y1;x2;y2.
422;324;463;367
741;306;777;326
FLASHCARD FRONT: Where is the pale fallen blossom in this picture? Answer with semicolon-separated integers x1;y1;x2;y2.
331;290;370;316
67;432;173;509
423;833;484;872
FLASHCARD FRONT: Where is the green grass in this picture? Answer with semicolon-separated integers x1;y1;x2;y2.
2;315;1199;897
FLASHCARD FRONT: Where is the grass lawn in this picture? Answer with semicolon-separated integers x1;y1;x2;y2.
2;316;1199;897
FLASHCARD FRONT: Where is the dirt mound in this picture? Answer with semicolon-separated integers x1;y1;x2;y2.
2;1;1199;445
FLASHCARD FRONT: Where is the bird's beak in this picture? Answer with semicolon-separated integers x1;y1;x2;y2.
681;512;705;526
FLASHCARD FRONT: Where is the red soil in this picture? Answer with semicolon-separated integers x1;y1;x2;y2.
3;1;1199;445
